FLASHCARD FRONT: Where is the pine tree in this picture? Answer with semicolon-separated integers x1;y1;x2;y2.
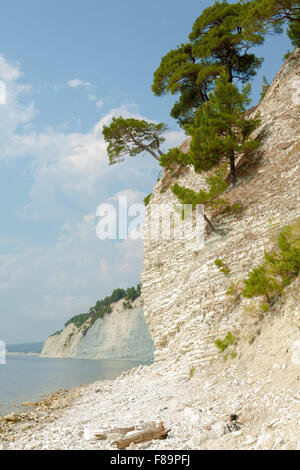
171;164;229;234
187;72;260;186
243;0;300;46
102;117;168;164
152;43;216;128
152;1;263;127
242;265;282;304
190;1;264;83
288;13;300;46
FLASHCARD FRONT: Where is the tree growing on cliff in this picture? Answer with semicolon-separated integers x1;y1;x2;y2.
189;1;264;83
152;1;263;127
152;43;215;128
171;164;229;234
188;72;260;186
242;265;282;304
102;117;168;164
243;0;300;47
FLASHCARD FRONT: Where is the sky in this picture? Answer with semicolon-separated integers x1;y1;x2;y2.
0;0;292;343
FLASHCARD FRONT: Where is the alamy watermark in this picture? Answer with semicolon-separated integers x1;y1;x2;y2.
0;341;6;365
95;196;205;250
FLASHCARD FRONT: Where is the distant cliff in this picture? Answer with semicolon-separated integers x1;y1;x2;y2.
41;297;155;361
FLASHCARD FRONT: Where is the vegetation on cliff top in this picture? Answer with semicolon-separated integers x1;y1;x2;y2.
50;284;142;336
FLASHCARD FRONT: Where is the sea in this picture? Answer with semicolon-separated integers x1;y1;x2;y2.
0;354;148;416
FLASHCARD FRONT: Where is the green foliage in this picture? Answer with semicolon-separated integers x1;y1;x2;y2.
188;72;261;186
64;332;74;347
288;15;300;46
159;148;188;169
152;1;263;126
243;0;300;47
189;366;196;378
214;259;230;275
283;50;293;61
260;302;270;312
64;283;142;333
215;331;236;352
152;43;214;128
226;282;242;305
50;330;63;337
172;164;229;210
123;300;133;310
264;221;300;286
125;283;141;301
102;116;168;164
65;313;90;329
242;265;282;303
144;193;152;207
260;76;270;101
171;164;229;233
226;282;238;296
190;1;264;83
242;219;300;303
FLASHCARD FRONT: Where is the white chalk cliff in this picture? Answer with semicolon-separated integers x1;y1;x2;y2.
141;48;300;370
41;297;155;361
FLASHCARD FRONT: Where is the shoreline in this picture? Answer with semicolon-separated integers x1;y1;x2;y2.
0;357;152;421
6;352;41;357
6;351;152;363
1;320;300;450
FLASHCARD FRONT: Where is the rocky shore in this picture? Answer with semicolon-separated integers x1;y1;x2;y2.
1;295;300;451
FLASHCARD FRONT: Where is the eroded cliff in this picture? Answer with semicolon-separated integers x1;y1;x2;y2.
141;48;300;370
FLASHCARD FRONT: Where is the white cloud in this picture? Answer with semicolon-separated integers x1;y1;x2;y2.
96;100;104;108
0;54;186;341
0;214;143;324
108;189;146;206
67;78;92;88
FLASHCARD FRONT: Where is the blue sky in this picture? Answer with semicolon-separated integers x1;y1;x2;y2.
0;0;292;343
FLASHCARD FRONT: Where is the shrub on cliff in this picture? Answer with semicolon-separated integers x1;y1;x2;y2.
242;265;282;304
264;220;300;285
144;193;152;207
65;313;90;329
171;164;229;233
242;220;300;303
159;148;188;170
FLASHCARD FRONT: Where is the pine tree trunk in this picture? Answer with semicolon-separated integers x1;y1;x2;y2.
204;214;222;235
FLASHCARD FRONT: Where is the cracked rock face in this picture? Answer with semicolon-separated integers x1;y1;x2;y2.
141;48;300;369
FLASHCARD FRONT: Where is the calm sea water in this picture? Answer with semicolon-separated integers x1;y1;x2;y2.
0;355;148;416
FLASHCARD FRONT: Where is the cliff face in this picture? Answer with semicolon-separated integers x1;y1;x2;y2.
41;297;155;361
141;49;300;369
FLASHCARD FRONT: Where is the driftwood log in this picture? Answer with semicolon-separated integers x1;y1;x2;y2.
112;422;170;450
112;421;156;435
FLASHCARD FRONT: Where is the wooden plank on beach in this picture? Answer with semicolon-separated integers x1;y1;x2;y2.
112;421;156;435
112;422;170;450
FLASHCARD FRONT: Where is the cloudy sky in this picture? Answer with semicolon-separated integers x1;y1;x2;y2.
0;0;291;343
